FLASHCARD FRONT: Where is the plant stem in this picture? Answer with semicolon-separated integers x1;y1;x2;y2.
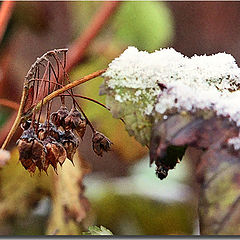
0;1;15;44
33;69;106;113
67;1;120;71
1;85;28;149
0;98;19;110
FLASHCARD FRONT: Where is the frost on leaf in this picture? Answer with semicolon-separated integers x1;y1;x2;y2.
102;46;240;179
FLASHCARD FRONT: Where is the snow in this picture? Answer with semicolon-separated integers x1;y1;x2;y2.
103;46;240;149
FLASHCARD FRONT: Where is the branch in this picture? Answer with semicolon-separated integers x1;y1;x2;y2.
0;1;15;44
67;1;120;71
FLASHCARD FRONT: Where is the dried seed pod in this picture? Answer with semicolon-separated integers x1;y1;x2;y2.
17;127;46;173
60;130;79;163
75;119;87;139
92;132;112;157
38;122;62;141
38;125;47;141
31;139;46;171
49;125;62;141
51;105;69;128
65;108;87;139
17;139;36;173
44;136;67;171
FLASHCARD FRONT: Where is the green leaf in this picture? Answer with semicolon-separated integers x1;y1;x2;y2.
83;226;113;235
113;2;174;51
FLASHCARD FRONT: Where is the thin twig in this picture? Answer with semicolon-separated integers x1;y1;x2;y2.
67;1;120;71
33;69;106;114
0;98;19;110
0;1;15;44
61;93;125;124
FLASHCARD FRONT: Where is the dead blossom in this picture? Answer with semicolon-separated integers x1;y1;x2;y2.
14;49;112;174
17;105;111;174
92;131;112;157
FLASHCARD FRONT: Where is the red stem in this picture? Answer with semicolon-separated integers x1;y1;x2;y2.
67;1;120;71
0;1;15;44
0;98;19;110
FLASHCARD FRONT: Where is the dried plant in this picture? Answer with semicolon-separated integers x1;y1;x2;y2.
1;49;112;174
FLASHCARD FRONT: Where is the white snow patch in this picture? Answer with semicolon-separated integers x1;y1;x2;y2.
103;46;240;150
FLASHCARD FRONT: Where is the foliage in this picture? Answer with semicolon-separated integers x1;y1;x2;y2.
82;226;113;235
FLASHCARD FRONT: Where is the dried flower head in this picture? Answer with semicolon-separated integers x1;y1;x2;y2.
60;130;79;163
51;105;69;129
92;131;112;157
17;127;46;173
13;49;113;175
44;136;67;172
65;108;87;139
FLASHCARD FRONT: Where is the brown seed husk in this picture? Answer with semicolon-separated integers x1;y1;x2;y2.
75;119;87;139
17;139;36;173
51;105;69;128
31;139;46;171
60;130;79;163
65;108;81;129
44;136;67;171
92;132;112;157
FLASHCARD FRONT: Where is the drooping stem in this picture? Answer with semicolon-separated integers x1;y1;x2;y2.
67;2;120;71
33;69;106;114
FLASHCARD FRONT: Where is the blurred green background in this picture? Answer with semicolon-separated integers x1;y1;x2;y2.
0;1;239;235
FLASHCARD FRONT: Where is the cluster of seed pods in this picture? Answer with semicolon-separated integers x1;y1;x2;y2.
17;105;112;174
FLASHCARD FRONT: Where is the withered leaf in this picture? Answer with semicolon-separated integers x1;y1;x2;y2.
150;113;240;234
46;152;90;235
150;114;239;180
22;85;34;115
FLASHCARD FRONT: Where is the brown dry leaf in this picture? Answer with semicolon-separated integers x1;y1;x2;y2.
150;113;240;234
46;151;90;235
